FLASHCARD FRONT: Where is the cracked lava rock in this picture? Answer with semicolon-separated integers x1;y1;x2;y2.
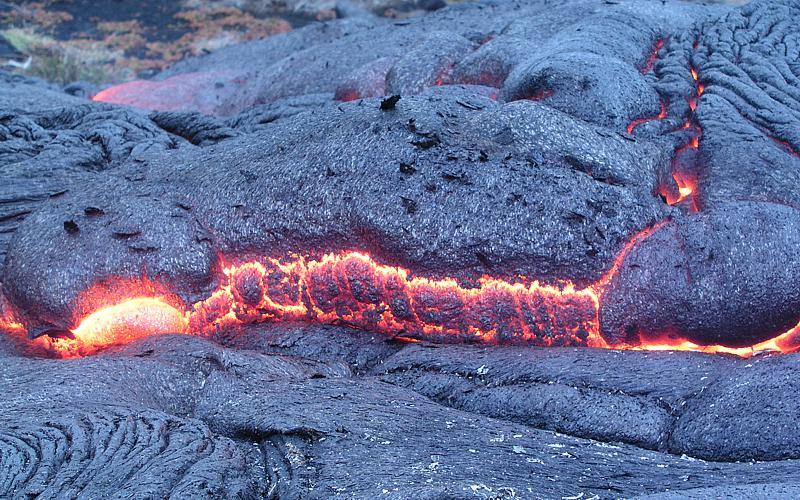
2;0;800;497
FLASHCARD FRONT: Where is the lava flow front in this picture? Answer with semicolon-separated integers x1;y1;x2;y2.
27;251;603;358
2;219;799;358
1;41;796;358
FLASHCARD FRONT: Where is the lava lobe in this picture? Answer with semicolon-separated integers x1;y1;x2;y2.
7;202;800;358
600;202;800;349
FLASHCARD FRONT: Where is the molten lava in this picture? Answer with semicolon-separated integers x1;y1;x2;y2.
630;327;800;357
659;171;698;209
0;292;23;334
2;43;796;359
769;135;800;158
0;310;23;334
92;72;243;114
73;297;187;345
38;297;187;358
2;222;799;358
625;38;667;134
433;64;456;87
657;61;704;211
640;38;665;75
42;250;607;357
523;88;554;101
193;253;602;350
626;98;667;135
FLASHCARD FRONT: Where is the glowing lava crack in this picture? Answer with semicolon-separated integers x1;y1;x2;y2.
2;219;799;358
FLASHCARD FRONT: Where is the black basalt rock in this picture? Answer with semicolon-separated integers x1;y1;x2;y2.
600;202;800;347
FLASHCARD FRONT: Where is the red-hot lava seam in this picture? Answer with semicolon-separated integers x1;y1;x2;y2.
768;134;800;158
3;46;795;358
640;38;665;75
2;219;799;358
656;62;704;211
625;38;667;134
626;98;667;135
523;88;554;101
433;63;456;87
626;42;704;210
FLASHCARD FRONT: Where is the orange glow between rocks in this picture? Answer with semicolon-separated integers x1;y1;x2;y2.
640;38;665;75
658;172;698;210
433;64;455;87
626;98;668;135
769;134;800;158
524;88;554;101
0;315;24;334
658;61;704;211
628;325;800;357
0;293;24;334
2;222;797;358
678;184;694;200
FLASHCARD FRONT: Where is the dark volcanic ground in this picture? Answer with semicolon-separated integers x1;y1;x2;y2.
2;0;800;497
5;329;800;499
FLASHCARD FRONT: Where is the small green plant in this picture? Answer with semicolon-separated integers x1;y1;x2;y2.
2;27;125;84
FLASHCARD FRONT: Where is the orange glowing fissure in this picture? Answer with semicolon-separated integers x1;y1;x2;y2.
1;220;797;358
33;250;607;357
626;98;668;135
654;63;704;211
640;38;665;75
626;52;705;212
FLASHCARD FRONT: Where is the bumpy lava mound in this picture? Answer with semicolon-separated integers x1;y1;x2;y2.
3;0;800;497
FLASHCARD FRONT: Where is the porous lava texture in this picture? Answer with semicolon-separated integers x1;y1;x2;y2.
2;0;800;497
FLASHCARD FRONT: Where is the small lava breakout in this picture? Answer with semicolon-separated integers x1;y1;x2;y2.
4;219;798;359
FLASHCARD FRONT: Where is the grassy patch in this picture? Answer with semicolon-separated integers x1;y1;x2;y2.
1;27;118;83
1;2;290;85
